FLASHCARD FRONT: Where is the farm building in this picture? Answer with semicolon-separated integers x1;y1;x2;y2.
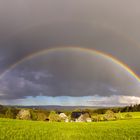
71;111;91;122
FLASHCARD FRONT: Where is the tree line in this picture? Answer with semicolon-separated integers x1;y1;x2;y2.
0;104;140;121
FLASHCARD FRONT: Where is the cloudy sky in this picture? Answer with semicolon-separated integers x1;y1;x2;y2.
0;0;140;106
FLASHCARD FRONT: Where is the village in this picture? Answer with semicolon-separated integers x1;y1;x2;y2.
16;109;93;122
1;104;137;122
15;107;134;122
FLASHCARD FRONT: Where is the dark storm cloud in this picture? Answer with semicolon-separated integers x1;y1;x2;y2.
0;0;140;102
0;0;140;76
1;21;140;76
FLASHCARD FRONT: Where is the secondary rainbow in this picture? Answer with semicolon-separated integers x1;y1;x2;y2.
0;46;140;82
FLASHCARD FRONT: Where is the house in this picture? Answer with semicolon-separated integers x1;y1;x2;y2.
71;112;83;120
76;113;91;122
71;111;91;122
59;113;69;122
59;113;67;119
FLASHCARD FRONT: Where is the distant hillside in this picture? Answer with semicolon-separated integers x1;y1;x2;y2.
11;105;103;111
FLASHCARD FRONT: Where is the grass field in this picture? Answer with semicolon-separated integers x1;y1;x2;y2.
119;112;140;119
0;112;140;140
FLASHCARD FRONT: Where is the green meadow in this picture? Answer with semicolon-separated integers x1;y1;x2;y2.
0;112;140;140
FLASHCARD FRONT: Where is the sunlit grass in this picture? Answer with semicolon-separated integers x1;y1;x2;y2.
0;119;140;140
0;114;140;140
120;112;140;118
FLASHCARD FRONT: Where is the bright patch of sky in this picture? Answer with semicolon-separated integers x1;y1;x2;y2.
1;95;140;106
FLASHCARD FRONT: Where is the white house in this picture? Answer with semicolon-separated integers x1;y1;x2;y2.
59;113;69;122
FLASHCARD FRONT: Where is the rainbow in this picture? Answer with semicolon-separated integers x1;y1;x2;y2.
0;46;140;82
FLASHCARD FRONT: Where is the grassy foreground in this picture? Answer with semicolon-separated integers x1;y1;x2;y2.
0;118;140;140
0;119;140;140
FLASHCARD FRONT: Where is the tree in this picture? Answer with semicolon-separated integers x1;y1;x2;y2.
16;109;31;120
91;114;102;122
37;112;47;121
5;108;14;119
116;111;122;120
0;105;3;110
30;110;38;120
104;110;116;121
48;111;61;122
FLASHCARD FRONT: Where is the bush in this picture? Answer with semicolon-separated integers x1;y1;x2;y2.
91;114;102;122
125;113;133;119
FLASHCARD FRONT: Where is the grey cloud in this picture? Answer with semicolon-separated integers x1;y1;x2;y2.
88;95;140;106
